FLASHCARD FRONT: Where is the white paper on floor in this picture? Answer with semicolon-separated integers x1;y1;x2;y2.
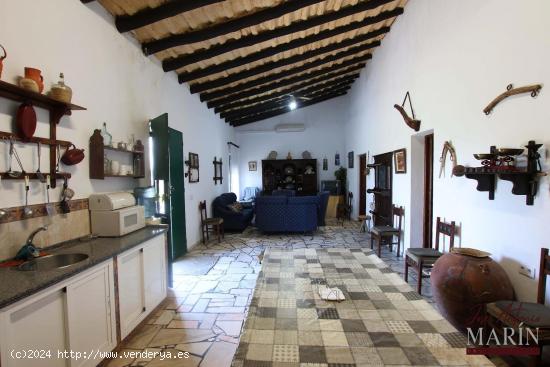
318;285;345;301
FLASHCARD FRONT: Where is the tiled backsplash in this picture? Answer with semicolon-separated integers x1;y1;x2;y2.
0;209;90;261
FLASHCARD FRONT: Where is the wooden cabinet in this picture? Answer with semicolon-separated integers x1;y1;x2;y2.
118;235;167;339
262;159;318;195
0;261;115;367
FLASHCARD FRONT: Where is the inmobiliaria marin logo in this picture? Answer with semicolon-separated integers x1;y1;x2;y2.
465;302;540;356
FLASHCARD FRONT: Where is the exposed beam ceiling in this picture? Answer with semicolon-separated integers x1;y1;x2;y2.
115;1;224;33
96;0;407;125
143;0;328;55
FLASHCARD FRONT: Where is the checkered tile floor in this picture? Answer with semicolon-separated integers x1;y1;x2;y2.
233;247;494;367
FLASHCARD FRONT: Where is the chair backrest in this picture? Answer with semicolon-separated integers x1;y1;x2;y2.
199;200;207;223
392;205;404;231
537;247;549;304
434;217;455;252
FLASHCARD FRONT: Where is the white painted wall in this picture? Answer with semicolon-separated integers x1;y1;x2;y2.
0;0;234;250
235;97;348;198
345;0;550;302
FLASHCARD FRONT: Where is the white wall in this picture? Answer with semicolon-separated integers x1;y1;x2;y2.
236;97;348;198
345;0;550;302
0;0;234;250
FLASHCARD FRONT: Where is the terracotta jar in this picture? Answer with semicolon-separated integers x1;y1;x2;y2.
24;67;44;93
0;44;6;79
430;248;515;332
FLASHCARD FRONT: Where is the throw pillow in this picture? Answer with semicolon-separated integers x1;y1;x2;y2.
227;202;243;213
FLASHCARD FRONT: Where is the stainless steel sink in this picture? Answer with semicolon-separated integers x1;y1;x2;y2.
18;253;89;271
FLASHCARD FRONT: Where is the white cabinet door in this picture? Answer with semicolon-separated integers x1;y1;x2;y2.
0;289;68;367
143;236;167;312
117;247;145;339
66;262;116;367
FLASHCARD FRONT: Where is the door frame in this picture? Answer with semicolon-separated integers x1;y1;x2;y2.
422;133;434;248
358;153;367;216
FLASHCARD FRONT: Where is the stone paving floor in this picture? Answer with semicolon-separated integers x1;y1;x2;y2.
106;220;525;366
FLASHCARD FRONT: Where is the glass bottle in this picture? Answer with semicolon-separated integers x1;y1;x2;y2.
50;73;73;103
133;155;142;177
101;122;112;147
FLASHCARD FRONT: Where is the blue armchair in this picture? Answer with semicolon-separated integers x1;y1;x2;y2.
212;193;254;231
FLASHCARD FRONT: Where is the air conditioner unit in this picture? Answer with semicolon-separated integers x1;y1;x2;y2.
275;123;305;133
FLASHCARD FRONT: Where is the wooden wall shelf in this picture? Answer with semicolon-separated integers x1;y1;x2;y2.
462;141;544;205
89;130;145;180
0;81;86;188
0;80;85;119
0;172;71;180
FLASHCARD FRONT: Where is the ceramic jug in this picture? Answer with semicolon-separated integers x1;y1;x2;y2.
0;44;6;79
24;67;44;93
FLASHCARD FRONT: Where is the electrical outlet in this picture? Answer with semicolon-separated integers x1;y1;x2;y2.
518;265;535;279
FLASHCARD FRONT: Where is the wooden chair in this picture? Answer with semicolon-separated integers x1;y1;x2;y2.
486;248;549;367
199;200;224;244
405;217;455;294
370;205;404;257
337;192;353;225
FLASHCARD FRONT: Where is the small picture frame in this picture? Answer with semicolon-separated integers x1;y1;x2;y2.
348;151;354;169
248;161;257;171
394;148;407;174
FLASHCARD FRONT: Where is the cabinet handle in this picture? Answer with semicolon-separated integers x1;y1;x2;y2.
142;307;146;312
140;248;144;253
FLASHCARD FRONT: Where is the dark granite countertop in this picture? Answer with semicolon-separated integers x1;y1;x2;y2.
0;226;168;309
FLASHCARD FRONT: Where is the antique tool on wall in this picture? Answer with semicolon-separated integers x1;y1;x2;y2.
45;175;54;216
483;83;542;115
394;91;421;131
23;176;33;217
439;141;459;178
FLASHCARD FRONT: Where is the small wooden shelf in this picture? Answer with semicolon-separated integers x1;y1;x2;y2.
104;145;144;154
89;130;145;180
0;131;71;147
104;174;145;179
0;80;85;118
0;172;71;180
463;141;543;205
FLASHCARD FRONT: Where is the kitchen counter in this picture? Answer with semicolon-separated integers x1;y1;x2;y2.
0;226;168;309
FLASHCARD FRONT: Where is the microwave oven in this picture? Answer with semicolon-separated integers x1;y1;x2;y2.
91;205;145;237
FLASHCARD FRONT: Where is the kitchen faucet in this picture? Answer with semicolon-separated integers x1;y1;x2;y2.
15;226;48;261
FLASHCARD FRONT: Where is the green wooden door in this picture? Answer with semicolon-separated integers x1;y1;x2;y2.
168;128;187;259
150;114;187;287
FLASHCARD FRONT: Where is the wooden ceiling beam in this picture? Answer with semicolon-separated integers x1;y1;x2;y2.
222;81;354;120
115;0;224;33
209;62;364;110
177;8;401;80
230;90;349;126
143;0;327;55
215;72;359;114
164;2;397;71
194;28;386;96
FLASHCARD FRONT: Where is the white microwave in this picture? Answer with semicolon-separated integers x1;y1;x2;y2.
91;205;145;237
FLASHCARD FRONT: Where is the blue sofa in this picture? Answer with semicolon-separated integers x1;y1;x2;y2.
212;193;254;231
255;195;319;233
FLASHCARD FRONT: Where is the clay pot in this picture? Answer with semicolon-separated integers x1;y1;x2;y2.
61;144;85;165
430;248;515;332
24;67;43;93
0;44;6;79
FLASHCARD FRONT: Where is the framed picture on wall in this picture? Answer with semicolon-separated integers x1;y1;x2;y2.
248;161;257;171
394;148;407;174
348;151;354;168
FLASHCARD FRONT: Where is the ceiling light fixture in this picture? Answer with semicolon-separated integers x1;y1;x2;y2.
289;99;297;110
